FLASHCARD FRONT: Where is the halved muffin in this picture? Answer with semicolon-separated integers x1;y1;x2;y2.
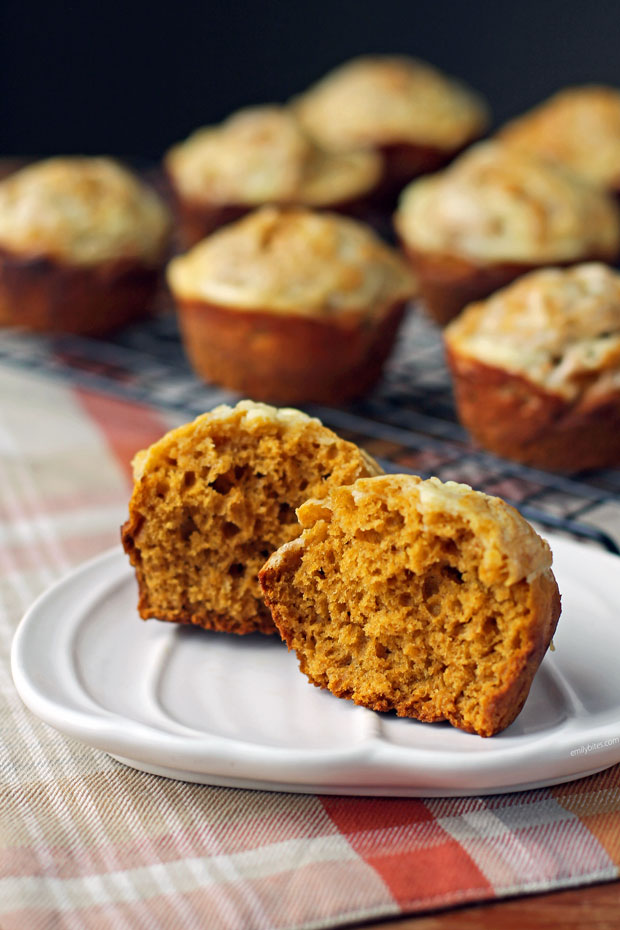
260;474;560;736
121;399;381;634
395;141;620;325
445;263;620;471
292;55;489;193
0;157;170;334
499;85;620;195
164;105;382;248
167;205;415;404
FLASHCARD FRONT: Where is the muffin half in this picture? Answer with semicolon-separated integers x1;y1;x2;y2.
445;263;620;471
164;105;382;247
0;157;170;334
260;474;560;736
292;55;489;194
395;141;620;325
167;206;415;404
121;399;381;634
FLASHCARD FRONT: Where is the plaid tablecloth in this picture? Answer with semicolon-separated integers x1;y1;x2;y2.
2;363;620;930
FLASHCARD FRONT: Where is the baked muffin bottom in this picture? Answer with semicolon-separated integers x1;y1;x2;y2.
403;248;534;327
446;349;620;472
402;246;620;326
374;139;473;204
260;479;560;737
0;247;160;335
168;186;380;249
175;298;408;405
164;178;248;249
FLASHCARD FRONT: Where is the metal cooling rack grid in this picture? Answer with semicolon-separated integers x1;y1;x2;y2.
1;306;619;553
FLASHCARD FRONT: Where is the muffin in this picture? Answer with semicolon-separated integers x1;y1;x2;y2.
445;263;620;471
260;474;560;737
499;86;620;195
121;399;381;635
167;205;415;404
0;157;170;334
164;105;382;247
395;140;620;325
292;55;489;194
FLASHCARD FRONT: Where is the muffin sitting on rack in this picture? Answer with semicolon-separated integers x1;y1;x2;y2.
164;105;382;247
167;205;415;405
498;85;620;197
0;157;170;334
292;55;489;195
395;141;620;325
445;263;620;472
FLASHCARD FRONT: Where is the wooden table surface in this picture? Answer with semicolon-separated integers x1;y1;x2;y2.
350;880;620;929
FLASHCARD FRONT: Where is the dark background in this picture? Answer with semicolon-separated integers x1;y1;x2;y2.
2;0;620;160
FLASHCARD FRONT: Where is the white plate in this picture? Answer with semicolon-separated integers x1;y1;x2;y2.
11;535;620;796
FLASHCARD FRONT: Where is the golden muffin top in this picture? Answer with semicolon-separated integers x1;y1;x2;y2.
499;86;620;190
395;141;620;264
167;205;415;315
0;157;170;265
291;473;553;587
445;263;620;400
292;55;489;152
164;105;381;207
131;398;382;482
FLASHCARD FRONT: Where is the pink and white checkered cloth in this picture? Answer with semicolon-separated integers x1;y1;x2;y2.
2;364;619;930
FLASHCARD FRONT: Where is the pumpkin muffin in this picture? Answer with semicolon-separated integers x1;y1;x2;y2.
166;205;415;404
121;399;381;635
260;474;560;737
395;141;620;325
499;85;620;195
445;263;620;471
164;105;382;247
0;157;170;334
292;55;489;193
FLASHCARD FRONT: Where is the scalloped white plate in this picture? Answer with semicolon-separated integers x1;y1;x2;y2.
11;535;620;796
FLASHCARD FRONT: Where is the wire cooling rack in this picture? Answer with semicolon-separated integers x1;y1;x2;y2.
1;306;619;553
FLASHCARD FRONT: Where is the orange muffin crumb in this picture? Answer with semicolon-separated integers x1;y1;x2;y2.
121;400;380;635
260;475;560;735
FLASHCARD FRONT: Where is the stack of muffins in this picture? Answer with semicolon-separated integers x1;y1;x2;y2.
2;58;620;470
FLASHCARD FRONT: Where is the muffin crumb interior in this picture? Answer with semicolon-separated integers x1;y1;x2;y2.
122;403;379;634
261;476;559;735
